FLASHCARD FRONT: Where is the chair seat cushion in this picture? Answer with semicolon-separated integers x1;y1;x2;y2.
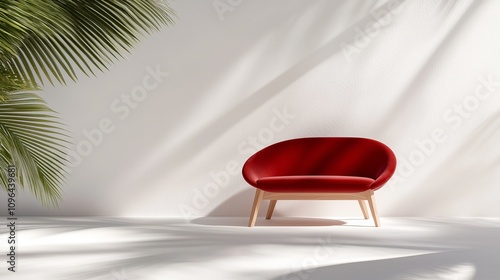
256;175;375;193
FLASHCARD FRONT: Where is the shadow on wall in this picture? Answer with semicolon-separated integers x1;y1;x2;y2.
376;0;483;137
391;109;500;216
206;188;258;217
159;0;409;218
203;0;499;220
101;0;394;209
143;0;407;174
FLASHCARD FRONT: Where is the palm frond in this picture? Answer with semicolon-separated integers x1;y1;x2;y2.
0;91;69;206
0;0;174;206
0;64;38;102
0;0;175;87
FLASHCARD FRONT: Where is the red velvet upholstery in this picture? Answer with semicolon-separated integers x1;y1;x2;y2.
243;137;397;193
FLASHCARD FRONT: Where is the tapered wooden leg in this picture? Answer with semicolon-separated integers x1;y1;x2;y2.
248;189;264;227
266;200;277;220
367;190;380;227
358;200;369;219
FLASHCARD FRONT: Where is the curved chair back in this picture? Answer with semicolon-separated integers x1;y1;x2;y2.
242;137;396;191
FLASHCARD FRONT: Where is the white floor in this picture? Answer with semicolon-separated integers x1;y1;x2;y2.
1;217;499;280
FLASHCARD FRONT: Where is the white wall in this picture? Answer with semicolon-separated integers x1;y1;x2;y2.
4;0;500;218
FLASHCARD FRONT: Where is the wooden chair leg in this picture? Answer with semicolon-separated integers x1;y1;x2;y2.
266;200;277;220
367;190;380;227
248;189;264;227
358;200;369;219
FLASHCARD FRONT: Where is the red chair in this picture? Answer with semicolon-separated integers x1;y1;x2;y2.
242;137;397;227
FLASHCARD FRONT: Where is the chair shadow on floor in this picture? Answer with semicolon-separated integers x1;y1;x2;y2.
192;188;350;227
192;216;346;227
190;188;380;228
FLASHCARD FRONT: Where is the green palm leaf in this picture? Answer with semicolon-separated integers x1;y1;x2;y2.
0;91;69;206
0;0;175;87
0;0;175;206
